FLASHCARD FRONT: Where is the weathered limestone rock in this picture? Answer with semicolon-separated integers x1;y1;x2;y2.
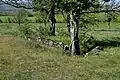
91;46;103;55
49;40;54;47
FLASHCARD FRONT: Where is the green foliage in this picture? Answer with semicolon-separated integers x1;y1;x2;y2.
0;19;3;23
79;13;100;29
35;25;49;38
78;25;95;53
35;17;42;23
35;11;43;23
18;22;49;40
14;9;27;26
80;34;96;53
58;0;100;14
108;12;120;23
18;22;35;39
33;0;53;19
56;14;66;23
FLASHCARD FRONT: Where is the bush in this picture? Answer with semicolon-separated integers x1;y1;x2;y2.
35;25;49;38
35;11;47;23
79;26;96;53
14;9;27;26
35;17;42;23
80;34;96;53
19;22;49;40
19;23;34;39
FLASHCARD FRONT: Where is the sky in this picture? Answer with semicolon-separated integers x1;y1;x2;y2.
116;0;120;2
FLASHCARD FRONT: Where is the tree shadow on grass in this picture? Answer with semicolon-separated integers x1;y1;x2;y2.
94;37;120;48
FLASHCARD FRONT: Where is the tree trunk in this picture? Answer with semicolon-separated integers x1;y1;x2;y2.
66;13;70;35
49;4;56;36
70;12;80;55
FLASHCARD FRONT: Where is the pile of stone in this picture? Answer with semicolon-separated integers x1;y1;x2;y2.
37;37;70;51
91;46;103;55
27;37;104;56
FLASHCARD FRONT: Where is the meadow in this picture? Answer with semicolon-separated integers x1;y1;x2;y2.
0;14;120;80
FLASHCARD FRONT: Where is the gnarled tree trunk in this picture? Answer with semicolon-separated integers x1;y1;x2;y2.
70;12;80;55
49;3;56;36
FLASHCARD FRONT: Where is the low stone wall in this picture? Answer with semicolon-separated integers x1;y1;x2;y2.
36;37;70;51
27;37;103;56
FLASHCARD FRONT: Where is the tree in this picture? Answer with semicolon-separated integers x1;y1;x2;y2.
60;0;120;55
58;0;97;55
14;8;27;26
1;0;120;55
33;0;57;36
49;0;56;36
58;0;71;35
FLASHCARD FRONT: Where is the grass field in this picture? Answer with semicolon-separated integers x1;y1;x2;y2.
0;20;120;80
1;35;120;80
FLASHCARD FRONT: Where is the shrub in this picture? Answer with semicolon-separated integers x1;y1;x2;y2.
79;25;96;53
35;17;42;23
35;25;49;38
35;11;47;23
19;21;49;40
14;9;27;26
19;23;34;39
80;33;96;53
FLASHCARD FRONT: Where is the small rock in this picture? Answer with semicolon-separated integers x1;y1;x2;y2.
49;40;54;47
92;48;100;53
91;46;103;55
84;53;89;57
